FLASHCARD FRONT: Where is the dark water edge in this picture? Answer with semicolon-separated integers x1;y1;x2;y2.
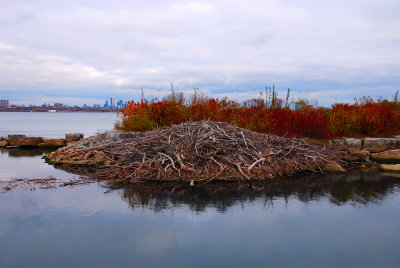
1;149;400;267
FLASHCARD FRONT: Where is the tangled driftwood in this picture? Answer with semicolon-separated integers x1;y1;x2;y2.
46;120;339;182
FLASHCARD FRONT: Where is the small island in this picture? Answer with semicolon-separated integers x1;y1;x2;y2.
3;92;400;184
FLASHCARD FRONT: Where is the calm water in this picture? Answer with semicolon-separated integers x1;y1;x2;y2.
0;112;118;138
1;149;400;267
1;117;400;267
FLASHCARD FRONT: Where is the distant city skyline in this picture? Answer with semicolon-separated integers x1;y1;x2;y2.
0;97;128;108
1;0;399;106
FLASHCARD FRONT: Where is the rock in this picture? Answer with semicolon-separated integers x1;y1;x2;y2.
329;138;362;149
8;137;44;147
345;138;362;148
0;140;9;147
38;138;67;148
8;134;26;139
323;161;346;173
363;138;400;153
1;136;8;141
371;149;400;163
65;133;84;141
365;146;391;153
347;148;370;162
329;139;347;149
303;138;331;147
380;164;400;172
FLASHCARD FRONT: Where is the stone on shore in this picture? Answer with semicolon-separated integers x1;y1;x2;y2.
303;138;331;147
323;161;346;173
8;137;44;147
329;138;362;149
0;140;9;147
380;164;400;172
329;139;347;149
363;138;400;153
347;148;370;162
65;133;84;141
345;138;362;148
371;149;400;163
38;138;67;148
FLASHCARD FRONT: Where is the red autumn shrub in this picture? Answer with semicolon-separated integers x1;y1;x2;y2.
329;100;400;137
117;96;400;138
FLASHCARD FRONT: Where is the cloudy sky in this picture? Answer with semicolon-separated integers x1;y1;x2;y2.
1;0;399;106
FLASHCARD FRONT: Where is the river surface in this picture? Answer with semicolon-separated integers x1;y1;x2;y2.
1;114;400;267
0;112;118;138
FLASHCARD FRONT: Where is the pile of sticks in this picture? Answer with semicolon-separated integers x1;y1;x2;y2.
88;120;337;182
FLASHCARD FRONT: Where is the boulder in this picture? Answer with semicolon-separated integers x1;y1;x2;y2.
345;138;362;149
38;138;67;148
8;137;44;147
329;138;362;149
371;149;400;163
347;148;370;162
0;140;9;147
380;164;400;172
363;138;400;153
329;139;347;149
323;161;346;173
65;133;84;141
303;138;331;147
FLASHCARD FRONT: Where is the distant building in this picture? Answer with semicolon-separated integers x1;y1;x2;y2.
0;99;9;108
83;104;87;107
93;104;100;108
104;100;109;108
110;97;116;107
54;103;63;108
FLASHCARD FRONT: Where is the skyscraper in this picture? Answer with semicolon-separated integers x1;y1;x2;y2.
110;97;116;107
0;100;9;108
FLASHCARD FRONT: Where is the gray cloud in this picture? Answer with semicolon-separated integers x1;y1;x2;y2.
0;0;399;106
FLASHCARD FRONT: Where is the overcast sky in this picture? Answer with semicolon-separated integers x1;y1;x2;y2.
1;0;399;106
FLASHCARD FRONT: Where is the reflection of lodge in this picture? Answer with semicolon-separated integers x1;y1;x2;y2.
115;172;400;212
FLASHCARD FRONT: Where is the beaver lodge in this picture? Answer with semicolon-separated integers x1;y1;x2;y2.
46;120;341;183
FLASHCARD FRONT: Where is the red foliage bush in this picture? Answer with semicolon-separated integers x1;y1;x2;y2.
117;97;400;138
329;100;400;137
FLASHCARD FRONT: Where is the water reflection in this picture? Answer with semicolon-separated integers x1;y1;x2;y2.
114;172;400;212
2;148;53;157
0;148;77;181
2;148;400;211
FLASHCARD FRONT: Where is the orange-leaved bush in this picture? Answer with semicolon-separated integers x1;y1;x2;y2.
117;96;400;138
